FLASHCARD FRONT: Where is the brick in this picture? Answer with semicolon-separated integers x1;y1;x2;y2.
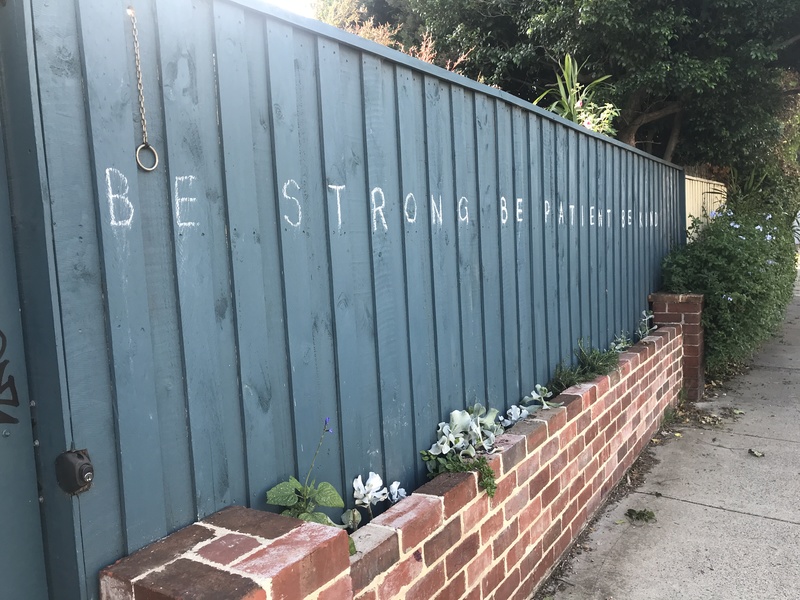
233;522;349;599
520;540;544;574
575;411;591;436
504;487;529;521
204;507;301;540
406;562;445;600
355;590;376;600
445;532;480;578
378;554;424;600
464;585;482;600
528;467;549;498
416;472;478;520
423;518;462;567
539;436;560;464
540;478;560;507
506;528;530;570
134;558;265;600
542;518;562;553
196;533;261;566
558;422;577;448
518;495;542;533
495;567;521;600
434;571;465;600
570;383;598;409
560;393;583;421
317;576;353;600
462;495;490;533
492;518;519;560
350;526;400;593
548;448;568;480
466;545;493;587
507;418;548;452
481;511;504;544
535;407;567;436
372;494;443;553
101;525;215;587
481;560;506;597
495;433;527;472
516;452;541;486
490;473;517;509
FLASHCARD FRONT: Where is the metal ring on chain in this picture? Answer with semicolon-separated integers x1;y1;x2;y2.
136;143;159;172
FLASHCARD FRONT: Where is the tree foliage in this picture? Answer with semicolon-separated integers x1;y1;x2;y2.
340;0;800;167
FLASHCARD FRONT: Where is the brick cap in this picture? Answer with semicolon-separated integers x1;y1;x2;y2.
648;292;704;304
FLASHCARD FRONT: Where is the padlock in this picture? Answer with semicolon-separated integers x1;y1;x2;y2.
55;449;94;495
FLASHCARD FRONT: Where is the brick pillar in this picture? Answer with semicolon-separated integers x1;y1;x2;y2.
649;293;704;401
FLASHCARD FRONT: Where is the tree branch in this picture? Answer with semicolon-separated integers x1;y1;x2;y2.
772;33;800;51
628;102;683;129
663;110;683;163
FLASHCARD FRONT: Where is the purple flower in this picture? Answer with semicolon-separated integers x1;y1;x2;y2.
766;214;772;220
766;234;773;241
709;210;719;218
730;222;740;229
755;225;763;231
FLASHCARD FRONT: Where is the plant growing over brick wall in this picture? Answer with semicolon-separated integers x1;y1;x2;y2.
266;418;345;527
662;205;796;378
420;403;504;496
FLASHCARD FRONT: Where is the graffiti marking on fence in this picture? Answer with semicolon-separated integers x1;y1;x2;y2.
0;329;20;425
105;167;134;228
175;175;199;229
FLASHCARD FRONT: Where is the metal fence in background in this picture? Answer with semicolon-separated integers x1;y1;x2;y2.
685;175;727;230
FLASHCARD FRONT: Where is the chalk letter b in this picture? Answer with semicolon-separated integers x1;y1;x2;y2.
105;168;134;228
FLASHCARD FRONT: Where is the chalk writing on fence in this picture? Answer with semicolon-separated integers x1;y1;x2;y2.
104;170;661;232
0;329;20;425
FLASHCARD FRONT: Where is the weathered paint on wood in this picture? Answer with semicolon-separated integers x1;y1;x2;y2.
4;0;685;597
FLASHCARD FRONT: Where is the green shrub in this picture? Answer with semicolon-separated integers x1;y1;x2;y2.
662;207;796;379
548;339;620;396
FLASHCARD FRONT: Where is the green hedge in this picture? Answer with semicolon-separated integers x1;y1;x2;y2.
662;207;796;379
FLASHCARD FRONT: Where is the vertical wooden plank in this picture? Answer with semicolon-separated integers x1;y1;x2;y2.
513;108;534;396
475;95;505;404
129;0;195;530
555;125;571;362
240;12;297;507
214;3;295;510
541;119;560;372
76;0;168;552
497;103;519;406
567;128;580;350
361;55;416;488
156;0;246;517
577;133;591;342
264;19;344;492
18;1;95;595
588;138;601;344
396;66;438;482
317;40;383;490
0;87;50;600
529;115;549;385
425;76;464;414
451;88;486;405
617;148;628;333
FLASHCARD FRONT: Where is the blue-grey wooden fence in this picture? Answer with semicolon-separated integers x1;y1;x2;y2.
2;0;684;597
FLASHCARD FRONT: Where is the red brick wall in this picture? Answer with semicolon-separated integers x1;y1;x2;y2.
100;325;685;600
649;293;704;400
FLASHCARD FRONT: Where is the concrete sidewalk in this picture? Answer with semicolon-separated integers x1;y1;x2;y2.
549;281;800;600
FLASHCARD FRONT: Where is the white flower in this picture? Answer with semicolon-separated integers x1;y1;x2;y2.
389;481;406;503
353;472;389;507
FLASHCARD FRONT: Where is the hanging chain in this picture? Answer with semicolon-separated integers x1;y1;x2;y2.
127;7;159;172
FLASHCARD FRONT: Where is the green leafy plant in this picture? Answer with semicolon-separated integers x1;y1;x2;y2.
420;403;503;496
636;310;657;341
610;332;633;353
534;54;620;135
548;338;622;396
266;418;344;527
662;205;796;379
